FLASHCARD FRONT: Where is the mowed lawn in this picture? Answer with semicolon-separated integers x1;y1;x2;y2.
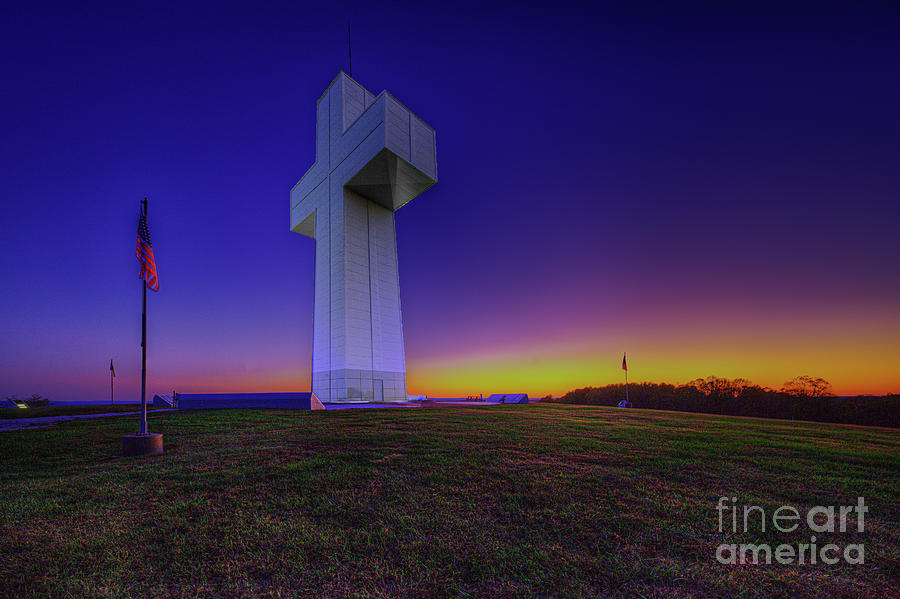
1;404;898;598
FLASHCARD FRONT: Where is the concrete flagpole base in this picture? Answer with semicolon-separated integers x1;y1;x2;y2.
122;433;164;457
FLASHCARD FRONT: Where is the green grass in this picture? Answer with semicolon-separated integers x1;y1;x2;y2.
1;405;158;419
0;405;897;598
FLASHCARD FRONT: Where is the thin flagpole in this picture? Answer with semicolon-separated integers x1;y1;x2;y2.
139;198;148;435
110;363;114;405
140;281;147;433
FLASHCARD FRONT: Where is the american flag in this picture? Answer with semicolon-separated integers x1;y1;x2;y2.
137;208;159;291
622;353;627;371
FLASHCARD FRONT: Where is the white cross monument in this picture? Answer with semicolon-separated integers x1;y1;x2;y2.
290;72;437;403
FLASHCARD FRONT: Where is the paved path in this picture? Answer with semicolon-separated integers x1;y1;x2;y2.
0;409;178;432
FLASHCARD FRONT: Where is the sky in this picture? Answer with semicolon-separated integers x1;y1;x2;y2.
1;1;898;402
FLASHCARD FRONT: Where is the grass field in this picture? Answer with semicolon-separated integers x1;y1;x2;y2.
0;404;157;420
1;404;898;598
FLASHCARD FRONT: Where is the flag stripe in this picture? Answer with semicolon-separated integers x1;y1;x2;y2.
137;209;159;291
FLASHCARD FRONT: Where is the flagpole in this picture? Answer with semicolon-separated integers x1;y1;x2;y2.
110;363;114;405
123;197;162;456
625;366;629;405
139;197;148;435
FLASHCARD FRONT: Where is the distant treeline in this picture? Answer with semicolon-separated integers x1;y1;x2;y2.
548;376;900;428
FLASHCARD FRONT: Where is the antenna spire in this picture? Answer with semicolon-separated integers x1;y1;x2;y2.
347;23;353;77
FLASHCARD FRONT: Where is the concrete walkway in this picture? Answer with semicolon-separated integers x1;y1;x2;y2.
0;409;178;432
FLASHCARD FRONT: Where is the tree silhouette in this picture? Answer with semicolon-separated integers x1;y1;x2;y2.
782;376;833;399
686;376;753;399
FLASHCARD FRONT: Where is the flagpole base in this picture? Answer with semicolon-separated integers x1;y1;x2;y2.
122;433;164;457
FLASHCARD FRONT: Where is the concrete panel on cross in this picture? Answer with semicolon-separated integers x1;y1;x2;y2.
290;72;437;403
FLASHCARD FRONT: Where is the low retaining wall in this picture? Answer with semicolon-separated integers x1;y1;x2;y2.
177;393;324;410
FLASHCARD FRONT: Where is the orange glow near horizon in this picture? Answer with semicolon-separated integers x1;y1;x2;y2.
156;316;899;399
40;321;899;402
403;313;900;398
406;344;899;398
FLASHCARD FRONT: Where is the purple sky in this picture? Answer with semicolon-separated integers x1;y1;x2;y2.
1;1;898;402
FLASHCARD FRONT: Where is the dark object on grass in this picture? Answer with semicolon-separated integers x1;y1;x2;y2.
122;433;163;457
